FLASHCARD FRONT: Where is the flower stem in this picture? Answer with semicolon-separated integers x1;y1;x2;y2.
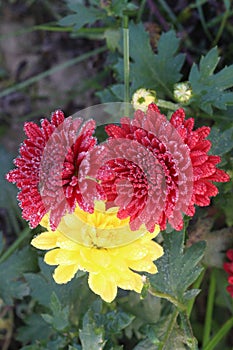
203;316;233;350
148;289;186;311
202;268;216;347
0;46;106;98
123;14;130;104
157;99;180;111
136;0;146;22
179;311;197;349
158;309;179;350
212;1;231;46
195;0;213;42
0;227;31;264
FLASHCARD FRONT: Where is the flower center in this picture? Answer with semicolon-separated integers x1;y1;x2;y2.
57;201;148;248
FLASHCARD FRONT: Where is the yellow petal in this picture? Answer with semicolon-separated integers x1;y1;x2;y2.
146;241;164;260
44;249;60;265
56;235;79;250
118;270;143;293
39;215;49;229
31;231;58;250
88;273;117;303
88;248;111;267
50;249;80;265
120;244;148;260
53;264;79;284
128;258;158;273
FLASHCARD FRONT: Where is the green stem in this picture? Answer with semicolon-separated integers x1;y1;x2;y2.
157;99;180;111
179;311;197;349
158;309;179;350
149;289;186;311
202;269;216;347
0;46;106;98
203;317;233;350
136;0;146;22
123;15;130;104
212;1;231;46
0;227;31;264
187;268;206;317
157;0;177;25
0;24;107;40
195;0;213;42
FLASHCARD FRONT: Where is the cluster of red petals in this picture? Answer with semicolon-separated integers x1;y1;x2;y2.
223;249;233;298
6;103;230;232
6;111;96;229
169;107;230;216
97;103;230;231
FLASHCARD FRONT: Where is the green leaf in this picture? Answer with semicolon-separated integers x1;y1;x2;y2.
42;292;69;331
0;247;37;305
104;310;135;334
189;47;233;114
0;145;21;230
0;231;4;255
17;313;52;345
149;231;206;305
104;28;121;51
133;338;155;349
59;3;103;30
208;126;233;155
120;292;161;324
68;346;82;350
110;0;138;17
140;313;198;350
25;258;91;310
129;23;185;96
79;302;106;350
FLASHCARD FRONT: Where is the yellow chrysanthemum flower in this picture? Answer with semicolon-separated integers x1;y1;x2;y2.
31;201;163;303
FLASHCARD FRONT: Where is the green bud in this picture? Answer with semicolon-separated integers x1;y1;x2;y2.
173;82;192;104
132;88;157;112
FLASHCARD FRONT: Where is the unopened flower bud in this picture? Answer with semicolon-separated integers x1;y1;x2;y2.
173;82;192;104
132;88;157;112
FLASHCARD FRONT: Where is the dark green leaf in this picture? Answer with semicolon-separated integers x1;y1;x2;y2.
0;145;21;230
189;47;233;114
0;231;4;255
104;28;121;51
140;313;197;350
105;310;135;334
17;313;52;345
0;246;37;305
133;338;155;349
42;292;69;331
25;258;92;311
59;3;103;30
130;23;185;95
149;231;205;305
79;303;106;350
208;126;233;155
120;292;161;324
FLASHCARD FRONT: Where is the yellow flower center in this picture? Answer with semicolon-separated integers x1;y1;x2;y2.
55;201;148;248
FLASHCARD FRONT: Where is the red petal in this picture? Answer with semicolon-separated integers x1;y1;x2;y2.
51;110;65;126
147;103;160;113
170;108;186;127
105;124;127;138
227;249;233;262
207;168;230;182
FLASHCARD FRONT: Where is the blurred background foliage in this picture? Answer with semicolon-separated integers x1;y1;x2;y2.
0;0;233;349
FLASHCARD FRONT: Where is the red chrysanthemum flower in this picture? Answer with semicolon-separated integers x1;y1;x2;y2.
6;111;96;229
96;103;230;231
223;249;233;298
